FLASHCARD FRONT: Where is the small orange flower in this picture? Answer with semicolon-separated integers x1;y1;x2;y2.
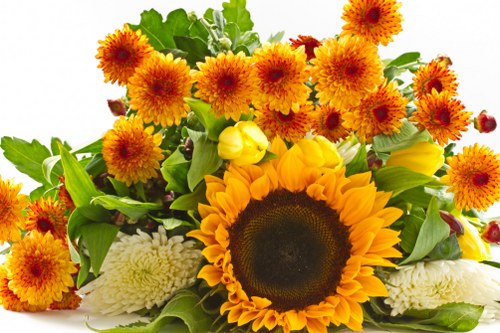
0;177;27;245
49;289;82;310
311;104;350;143
25;197;68;241
413;59;459;99
289;35;322;61
57;176;75;212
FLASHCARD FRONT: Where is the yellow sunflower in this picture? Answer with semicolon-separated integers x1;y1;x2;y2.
341;0;403;46
252;42;311;114
289;35;322;61
96;24;154;86
4;231;77;308
310;35;384;110
441;144;500;212
0;265;46;312
0;176;27;245
410;90;471;145
343;81;408;143
413;59;459;99
128;51;193;127
24;197;68;241
102;115;164;186
254;103;313;143
194;51;258;121
311;104;350;143
188;138;402;333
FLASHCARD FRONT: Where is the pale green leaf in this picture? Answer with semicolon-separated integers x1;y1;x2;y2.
161;148;191;194
91;195;163;220
186;130;222;191
170;181;207;211
222;0;253;32
185;98;234;141
374;166;435;197
81;223;120;276
372;120;432;153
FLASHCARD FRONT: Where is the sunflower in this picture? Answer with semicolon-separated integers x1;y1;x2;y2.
254;103;313;143
0;265;46;312
24;197;68;241
252;42;311;114
188;138;402;333
128;51;193;127
0;176;27;245
311;104;350;143
413;59;459;99
102;115;164;186
341;0;403;46
289;35;322;61
441;144;500;212
310;35;384;110
410;90;471;145
96;24;154;86
342;81;408;142
4;231;77;308
194;51;257;121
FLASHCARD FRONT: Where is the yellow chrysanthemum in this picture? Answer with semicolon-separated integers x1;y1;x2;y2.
441;144;500;212
4;231;77;308
413;59;459;99
96;24;154;86
254;103;313;143
410;90;471;145
0;265;45;312
24;197;68;241
128;51;193;127
341;0;403;46
311;36;384;110
194;51;257;121
0;176;27;245
342;81;408;142
311;104;350;143
188;138;402;333
102;115;164;186
252;43;311;114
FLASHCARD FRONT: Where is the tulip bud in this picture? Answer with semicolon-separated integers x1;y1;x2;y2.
107;98;127;116
474;110;497;133
386;141;444;176
456;215;491;261
218;121;269;166
439;210;464;235
482;220;500;244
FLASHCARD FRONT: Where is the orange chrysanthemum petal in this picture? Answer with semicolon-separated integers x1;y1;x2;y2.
0;177;27;245
413;59;459;99
289;35;322;61
311;104;350;143
0;265;46;312
24;197;68;241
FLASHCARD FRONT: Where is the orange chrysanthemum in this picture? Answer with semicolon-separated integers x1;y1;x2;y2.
252;42;311;114
441;144;500;212
341;0;403;46
96;24;154;86
49;289;82;310
342;81;408;142
311;104;350;143
411;90;472;145
188;138;402;333
102;115;164;186
254;103;313;143
194;51;258;121
25;197;68;241
413;59;459;99
57;176;75;212
0;265;45;312
289;35;322;61
128;51;193;127
311;35;384;110
4;231;77;308
0;177;27;245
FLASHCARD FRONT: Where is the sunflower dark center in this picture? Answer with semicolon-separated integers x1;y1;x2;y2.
325;112;341;130
268;68;285;83
218;75;236;91
373;105;389;122
30;262;43;278
114;47;133;63
228;190;351;312
472;172;489;187
37;217;54;233
427;78;443;93
365;7;381;25
276;111;294;122
435;107;451;126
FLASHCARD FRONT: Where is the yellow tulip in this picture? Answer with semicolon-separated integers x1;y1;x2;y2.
457;216;491;261
386;141;444;176
218;121;269;166
293;136;343;170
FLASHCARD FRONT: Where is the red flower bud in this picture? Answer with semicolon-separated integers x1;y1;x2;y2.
367;150;383;170
474;110;497;133
482;220;500;244
435;53;453;67
107;98;127;117
439;210;465;235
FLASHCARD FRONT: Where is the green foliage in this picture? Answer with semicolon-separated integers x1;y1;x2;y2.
427;234;462;260
161;148;191;194
374;166;435;197
345;144;368;177
373;120;432;153
186;97;234;142
81;223;120;276
186;129;223;191
91;195;163;220
222;0;253;32
170;181;207;211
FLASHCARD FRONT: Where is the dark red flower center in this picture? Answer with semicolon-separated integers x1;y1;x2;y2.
427;78;443;93
472;172;490;187
218;75;236;91
435;107;451;126
365;7;381;25
119;144;131;158
114;47;133;63
325;112;341;130
344;64;359;77
373;105;389;122
30;262;43;278
37;217;54;233
276;111;294;122
268;68;285;83
152;81;171;95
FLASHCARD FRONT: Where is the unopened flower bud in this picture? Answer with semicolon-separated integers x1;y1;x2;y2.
219;37;232;51
474;110;497;133
107;98;127;116
187;11;197;22
482;220;500;244
386;141;444;176
218;121;268;166
439;210;464;235
435;53;453;67
367;150;383;170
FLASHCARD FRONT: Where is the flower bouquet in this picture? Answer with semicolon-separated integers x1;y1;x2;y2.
1;0;500;332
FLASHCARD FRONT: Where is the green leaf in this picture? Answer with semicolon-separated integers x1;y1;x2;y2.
77;248;91;288
161;148;191;194
50;137;71;156
149;216;193;230
224;22;241;48
108;177;130;197
400;197;450;264
67;207;93;241
397;186;434;208
428;234;462;260
387;51;421;67
170;181;207;211
188;19;209;40
187;130;223;191
345;144;368;177
374;166;435;197
81;223;119;276
267;30;285;43
222;0;253;32
212;10;225;38
372;120;431;153
185;98;234;141
399;212;424;254
173;36;210;67
91;195;163;220
237;30;260;54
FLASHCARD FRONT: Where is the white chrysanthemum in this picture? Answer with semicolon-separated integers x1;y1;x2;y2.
385;259;500;322
79;226;201;316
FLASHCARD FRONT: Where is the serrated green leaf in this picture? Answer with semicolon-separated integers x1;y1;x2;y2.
187;130;223;191
91;195;163;220
185;98;235;141
372;120;431;153
173;36;210;67
237;30;260;54
81;223;119;276
170;181;207;211
189;19;209;40
387;52;421;67
222;0;253;32
161;148;191;194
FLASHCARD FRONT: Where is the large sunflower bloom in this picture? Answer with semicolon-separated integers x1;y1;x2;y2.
4;231;77;308
24;197;68;241
311;36;384;110
0;177;27;245
0;265;45;312
441;144;500;212
413;59;459;99
128;51;193;127
194;51;258;121
254;103;313;143
342;81;408;142
410;90;471;145
188;138;402;333
252;43;310;114
311;104;350;143
341;0;403;46
96;24;154;86
102;115;164;186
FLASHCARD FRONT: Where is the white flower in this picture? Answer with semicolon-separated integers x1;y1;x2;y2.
79;226;201;316
385;259;500;322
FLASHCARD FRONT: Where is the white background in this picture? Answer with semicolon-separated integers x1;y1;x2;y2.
0;0;499;332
